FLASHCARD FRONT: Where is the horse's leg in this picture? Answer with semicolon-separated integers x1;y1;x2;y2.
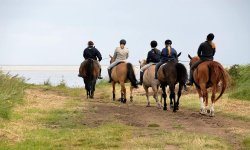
162;85;167;111
120;82;126;103
130;86;133;102
152;85;161;108
112;82;116;101
198;84;206;115
210;85;217;117
177;83;184;110
169;84;176;112
144;85;150;107
86;90;89;99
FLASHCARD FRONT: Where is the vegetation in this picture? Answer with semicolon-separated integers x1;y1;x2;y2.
228;64;250;100
0;71;27;119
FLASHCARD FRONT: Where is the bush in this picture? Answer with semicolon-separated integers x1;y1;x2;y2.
0;71;27;119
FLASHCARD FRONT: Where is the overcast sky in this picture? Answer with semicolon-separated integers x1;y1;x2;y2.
0;0;249;66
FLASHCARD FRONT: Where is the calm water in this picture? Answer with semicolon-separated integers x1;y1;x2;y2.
0;65;141;88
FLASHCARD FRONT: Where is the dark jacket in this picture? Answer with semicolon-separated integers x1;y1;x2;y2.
146;48;161;63
160;47;177;62
83;46;102;61
197;41;215;60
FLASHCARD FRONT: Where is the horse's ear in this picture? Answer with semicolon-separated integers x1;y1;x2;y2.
139;60;141;63
188;54;192;60
177;52;182;57
109;55;112;58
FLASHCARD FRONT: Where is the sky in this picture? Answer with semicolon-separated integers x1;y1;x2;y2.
0;0;250;66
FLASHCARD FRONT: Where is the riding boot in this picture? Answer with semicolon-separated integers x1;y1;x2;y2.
108;69;112;83
186;69;194;86
98;68;103;79
139;71;143;85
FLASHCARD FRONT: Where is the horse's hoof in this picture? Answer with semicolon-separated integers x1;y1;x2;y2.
163;107;167;111
209;111;215;117
146;104;151;107
170;104;174;109
176;106;179;110
173;109;177;113
199;109;206;115
123;99;127;103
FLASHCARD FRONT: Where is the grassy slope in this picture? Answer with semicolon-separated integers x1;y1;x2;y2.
229;64;250;100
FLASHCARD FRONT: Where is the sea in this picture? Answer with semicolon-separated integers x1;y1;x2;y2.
0;65;141;88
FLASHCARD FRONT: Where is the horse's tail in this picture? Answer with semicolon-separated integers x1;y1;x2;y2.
127;63;138;88
210;62;228;102
86;59;94;80
176;63;188;84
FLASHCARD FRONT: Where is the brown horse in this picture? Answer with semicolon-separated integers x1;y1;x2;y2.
158;60;188;112
188;55;228;116
109;55;138;103
139;60;161;108
79;59;100;99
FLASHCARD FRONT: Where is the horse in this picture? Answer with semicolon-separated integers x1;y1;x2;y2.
157;54;188;112
79;59;100;99
188;55;228;116
109;55;138;103
139;60;161;108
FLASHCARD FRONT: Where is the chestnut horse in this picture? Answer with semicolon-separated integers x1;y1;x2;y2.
139;60;161;108
79;59;100;99
157;59;188;112
188;55;228;116
109;55;138;103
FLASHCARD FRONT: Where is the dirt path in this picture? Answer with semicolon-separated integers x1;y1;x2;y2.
15;88;249;149
82;90;250;150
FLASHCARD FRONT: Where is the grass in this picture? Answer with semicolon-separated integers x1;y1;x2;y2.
228;64;250;100
0;71;249;149
0;71;27;119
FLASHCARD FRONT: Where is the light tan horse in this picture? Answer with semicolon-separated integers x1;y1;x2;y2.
109;55;138;103
188;55;229;116
139;60;161;108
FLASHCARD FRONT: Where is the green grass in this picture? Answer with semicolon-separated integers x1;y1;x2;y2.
0;71;27;119
228;64;250;100
242;136;250;149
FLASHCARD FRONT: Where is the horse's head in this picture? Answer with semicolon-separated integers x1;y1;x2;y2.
139;59;147;69
188;54;200;67
109;55;115;64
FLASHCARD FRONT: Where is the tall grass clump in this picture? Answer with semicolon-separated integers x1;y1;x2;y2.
0;71;26;119
228;64;250;100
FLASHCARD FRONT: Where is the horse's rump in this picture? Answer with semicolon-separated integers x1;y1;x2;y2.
194;61;228;101
112;62;138;88
80;59;100;79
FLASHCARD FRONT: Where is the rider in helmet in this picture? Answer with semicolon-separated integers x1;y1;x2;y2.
186;33;216;86
78;41;103;79
154;39;178;79
107;39;129;83
138;40;160;85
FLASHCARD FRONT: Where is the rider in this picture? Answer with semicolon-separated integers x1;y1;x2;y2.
186;33;216;86
107;39;129;83
138;40;160;85
78;41;103;79
154;39;178;79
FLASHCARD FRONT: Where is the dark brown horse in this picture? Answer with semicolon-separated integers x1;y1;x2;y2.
79;59;100;99
109;55;138;103
188;55;228;116
158;54;188;112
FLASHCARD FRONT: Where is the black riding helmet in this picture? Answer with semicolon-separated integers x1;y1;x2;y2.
150;40;157;48
207;33;214;41
88;41;94;46
120;39;126;45
165;39;172;45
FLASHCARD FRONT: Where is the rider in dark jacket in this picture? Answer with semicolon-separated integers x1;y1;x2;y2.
154;39;178;79
186;33;216;85
78;41;103;79
138;40;160;85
